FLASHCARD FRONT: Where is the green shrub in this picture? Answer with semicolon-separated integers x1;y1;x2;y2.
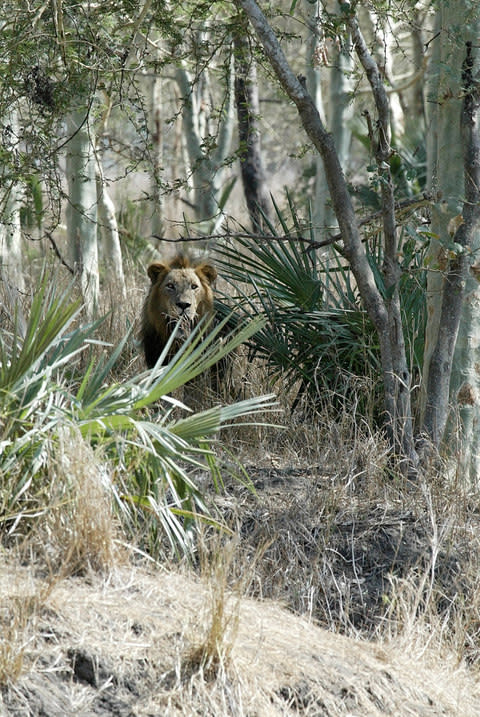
215;196;427;421
0;273;274;562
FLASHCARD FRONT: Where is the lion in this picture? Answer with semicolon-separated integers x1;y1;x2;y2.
140;254;217;368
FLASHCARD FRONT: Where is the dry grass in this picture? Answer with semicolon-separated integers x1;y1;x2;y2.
2;268;480;714
197;393;480;665
43;428;121;576
14;427;122;578
1;563;479;716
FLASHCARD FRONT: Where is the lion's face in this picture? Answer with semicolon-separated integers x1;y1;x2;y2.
145;259;217;340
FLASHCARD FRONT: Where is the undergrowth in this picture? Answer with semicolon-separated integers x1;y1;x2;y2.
1;261;480;702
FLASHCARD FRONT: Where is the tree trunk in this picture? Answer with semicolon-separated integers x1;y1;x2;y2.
304;0;329;241
235;0;417;466
348;14;415;465
422;32;480;455
311;2;354;240
0;107;25;293
96;161;126;301
150;70;164;241
233;15;271;231
66;106;99;317
176;52;235;226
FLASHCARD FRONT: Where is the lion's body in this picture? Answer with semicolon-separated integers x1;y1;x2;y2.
140;254;217;368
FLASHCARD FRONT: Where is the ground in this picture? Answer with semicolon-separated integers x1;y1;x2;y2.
2;453;480;716
1;564;479;716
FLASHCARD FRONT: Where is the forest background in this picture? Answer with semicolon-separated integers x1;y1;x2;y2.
2;1;480;714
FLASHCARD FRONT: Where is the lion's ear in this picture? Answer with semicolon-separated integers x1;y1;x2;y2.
196;263;217;286
147;262;169;284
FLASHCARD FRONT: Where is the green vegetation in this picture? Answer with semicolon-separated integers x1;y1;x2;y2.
0;272;274;562
216;198;427;422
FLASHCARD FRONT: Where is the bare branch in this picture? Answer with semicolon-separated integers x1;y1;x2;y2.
45;231;74;275
152;192;434;252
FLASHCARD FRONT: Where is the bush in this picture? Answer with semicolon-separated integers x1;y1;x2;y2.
215;197;427;422
0;273;274;564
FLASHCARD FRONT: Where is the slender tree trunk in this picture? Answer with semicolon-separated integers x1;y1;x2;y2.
318;16;354;237
421;3;480;465
235;0;417;466
408;10;426;136
349;15;415;463
150;70;164;240
0;107;25;293
304;0;329;240
66;106;99;317
363;9;405;136
96;161;126;301
176;52;235;225
423;38;480;451
234;15;271;231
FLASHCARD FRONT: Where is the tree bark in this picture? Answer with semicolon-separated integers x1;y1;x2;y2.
306;1;353;240
66;106;99;318
304;0;329;241
96;161;127;301
176;51;235;225
233;15;271;231
348;14;415;463
0;106;25;294
423;41;480;448
150;70;165;241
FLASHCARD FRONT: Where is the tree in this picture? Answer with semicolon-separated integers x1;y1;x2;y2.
305;0;354;239
235;0;480;477
235;0;417;467
233;12;272;231
175;34;235;225
0;105;25;294
0;2;175;301
422;4;480;474
65;103;99;318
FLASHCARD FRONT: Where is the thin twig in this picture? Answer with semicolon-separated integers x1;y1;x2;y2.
152;193;434;251
45;231;75;274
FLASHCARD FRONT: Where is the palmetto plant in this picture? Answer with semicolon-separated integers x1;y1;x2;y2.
215;204;381;415
0;274;274;559
215;197;427;418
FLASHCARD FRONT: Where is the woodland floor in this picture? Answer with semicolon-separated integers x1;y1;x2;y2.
2;449;480;716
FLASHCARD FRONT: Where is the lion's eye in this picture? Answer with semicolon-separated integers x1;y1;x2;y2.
166;282;175;291
191;283;199;290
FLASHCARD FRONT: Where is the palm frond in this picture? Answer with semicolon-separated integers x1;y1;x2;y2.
0;275;276;559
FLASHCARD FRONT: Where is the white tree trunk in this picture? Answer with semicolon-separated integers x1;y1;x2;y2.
96;162;126;300
0;107;25;293
443;44;480;481
305;1;354;240
176;54;235;225
422;4;480;469
66;107;99;317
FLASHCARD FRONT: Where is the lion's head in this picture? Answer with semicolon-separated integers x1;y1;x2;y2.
141;254;217;368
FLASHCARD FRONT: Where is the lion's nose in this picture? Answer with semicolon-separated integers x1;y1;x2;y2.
177;301;191;312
